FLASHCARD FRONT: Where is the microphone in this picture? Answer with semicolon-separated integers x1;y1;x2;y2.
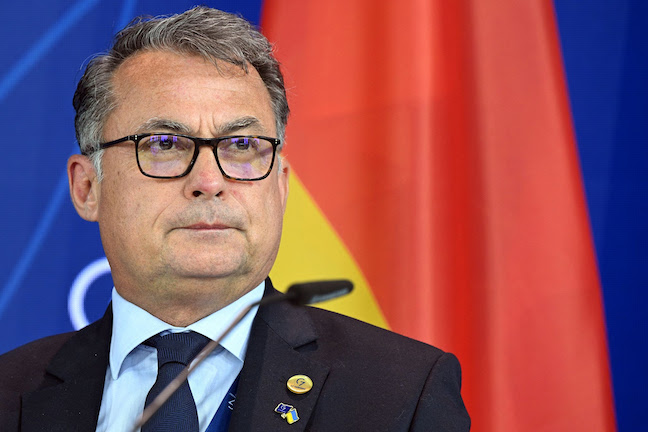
132;279;353;431
284;279;353;305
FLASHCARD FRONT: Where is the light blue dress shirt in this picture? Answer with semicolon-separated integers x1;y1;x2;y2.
95;282;264;432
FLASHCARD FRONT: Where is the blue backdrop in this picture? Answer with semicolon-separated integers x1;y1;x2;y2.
0;1;644;430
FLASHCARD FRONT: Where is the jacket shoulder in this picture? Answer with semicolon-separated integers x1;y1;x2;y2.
0;333;74;393
304;305;446;362
299;307;471;431
0;333;74;429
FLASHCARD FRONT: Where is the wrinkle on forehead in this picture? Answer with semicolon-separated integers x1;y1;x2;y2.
135;116;265;137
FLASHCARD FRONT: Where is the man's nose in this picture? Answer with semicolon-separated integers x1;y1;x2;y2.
183;146;227;199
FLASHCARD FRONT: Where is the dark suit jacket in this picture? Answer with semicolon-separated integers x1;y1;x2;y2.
0;280;470;431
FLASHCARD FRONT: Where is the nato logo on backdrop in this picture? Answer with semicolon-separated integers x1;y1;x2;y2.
68;257;113;330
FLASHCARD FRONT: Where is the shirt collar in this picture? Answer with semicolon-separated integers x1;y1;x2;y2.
109;281;265;380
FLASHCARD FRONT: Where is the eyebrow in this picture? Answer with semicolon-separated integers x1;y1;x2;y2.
135;116;264;137
215;116;264;135
135;118;191;134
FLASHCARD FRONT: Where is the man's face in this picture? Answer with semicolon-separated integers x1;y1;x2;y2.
76;50;288;312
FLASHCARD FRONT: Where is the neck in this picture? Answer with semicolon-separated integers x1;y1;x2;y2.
116;277;263;327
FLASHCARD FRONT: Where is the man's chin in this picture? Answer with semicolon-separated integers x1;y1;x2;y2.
163;254;249;281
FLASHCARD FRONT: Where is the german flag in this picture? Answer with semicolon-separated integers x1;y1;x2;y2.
264;1;616;430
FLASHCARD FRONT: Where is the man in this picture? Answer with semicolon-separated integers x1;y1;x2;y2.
0;7;470;431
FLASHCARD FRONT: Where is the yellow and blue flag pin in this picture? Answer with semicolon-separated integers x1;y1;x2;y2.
275;403;300;424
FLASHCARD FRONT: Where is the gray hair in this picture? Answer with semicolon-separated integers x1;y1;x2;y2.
73;6;289;178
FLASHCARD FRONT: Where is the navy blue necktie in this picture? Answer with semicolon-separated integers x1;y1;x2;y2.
143;332;210;432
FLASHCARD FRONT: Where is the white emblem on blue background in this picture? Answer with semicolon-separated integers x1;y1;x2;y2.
67;257;111;330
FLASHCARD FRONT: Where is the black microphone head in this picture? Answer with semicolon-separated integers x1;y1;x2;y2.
285;280;354;305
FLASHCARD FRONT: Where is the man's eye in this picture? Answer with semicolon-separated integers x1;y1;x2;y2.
158;139;174;150
233;138;251;150
150;135;177;150
142;135;194;154
227;138;261;151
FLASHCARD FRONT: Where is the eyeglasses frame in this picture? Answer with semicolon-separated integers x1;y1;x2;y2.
86;133;281;181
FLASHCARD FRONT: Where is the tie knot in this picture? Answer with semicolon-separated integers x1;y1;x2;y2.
146;332;210;366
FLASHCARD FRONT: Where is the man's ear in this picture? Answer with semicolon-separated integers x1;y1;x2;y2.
278;157;290;214
68;154;100;221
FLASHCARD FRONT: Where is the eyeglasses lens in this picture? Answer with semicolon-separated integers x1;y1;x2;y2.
138;135;194;177
217;137;274;180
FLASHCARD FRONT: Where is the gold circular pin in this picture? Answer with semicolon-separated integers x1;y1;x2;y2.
287;375;313;394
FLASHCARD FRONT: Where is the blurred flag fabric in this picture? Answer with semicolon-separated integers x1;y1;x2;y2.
265;0;616;430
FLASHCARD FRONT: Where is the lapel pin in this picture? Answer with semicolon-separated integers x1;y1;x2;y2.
275;403;300;424
287;374;313;394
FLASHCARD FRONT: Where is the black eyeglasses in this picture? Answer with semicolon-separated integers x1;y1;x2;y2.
88;133;281;181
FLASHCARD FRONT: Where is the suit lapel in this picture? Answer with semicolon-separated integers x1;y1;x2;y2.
230;281;329;431
21;308;112;432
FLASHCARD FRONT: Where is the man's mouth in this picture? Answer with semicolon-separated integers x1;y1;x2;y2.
184;222;232;230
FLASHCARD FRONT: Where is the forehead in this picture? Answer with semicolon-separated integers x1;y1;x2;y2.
105;50;274;136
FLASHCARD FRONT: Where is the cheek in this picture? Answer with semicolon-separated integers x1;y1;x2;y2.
232;184;283;231
99;190;135;243
101;178;154;237
261;187;286;234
